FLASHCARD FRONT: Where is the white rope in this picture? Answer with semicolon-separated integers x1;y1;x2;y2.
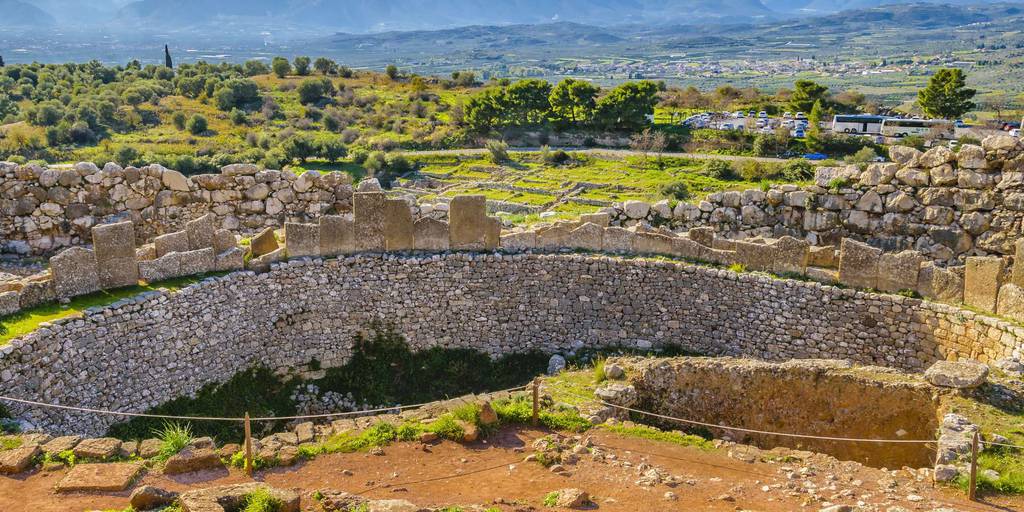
552;386;938;444
983;440;1024;450
0;384;529;423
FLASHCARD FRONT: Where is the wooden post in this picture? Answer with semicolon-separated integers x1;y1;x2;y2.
244;412;253;477
531;378;540;427
969;431;979;501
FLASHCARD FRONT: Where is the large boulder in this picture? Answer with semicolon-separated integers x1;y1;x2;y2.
925;360;989;389
163;447;224;475
130;485;179;510
0;445;40;474
178;483;300;512
622;200;650;219
553;488;591;509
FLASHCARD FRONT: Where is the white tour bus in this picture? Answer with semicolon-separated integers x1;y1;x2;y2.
831;115;886;135
880;118;954;139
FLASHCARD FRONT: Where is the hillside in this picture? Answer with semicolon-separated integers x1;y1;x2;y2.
0;0;55;25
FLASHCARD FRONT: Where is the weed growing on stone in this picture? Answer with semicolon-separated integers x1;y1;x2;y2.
0;435;22;451
240;487;283;512
543;491;560;507
154;421;194;462
593;358;607;384
228;450;272;471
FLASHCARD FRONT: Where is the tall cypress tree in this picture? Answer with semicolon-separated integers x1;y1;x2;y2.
0;55;5;68
164;45;173;69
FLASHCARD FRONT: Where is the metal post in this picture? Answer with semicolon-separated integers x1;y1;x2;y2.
969;431;979;501
244;412;254;477
531;378;540;426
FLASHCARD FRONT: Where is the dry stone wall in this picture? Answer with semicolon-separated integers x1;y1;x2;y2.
2;252;1022;435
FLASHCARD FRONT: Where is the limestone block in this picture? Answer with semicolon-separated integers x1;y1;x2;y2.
285;222;320;258
185;213;217;251
688;227;714;248
536;224;574;250
97;256;138;289
772;236;810;274
964;256;1004;313
602;227;635;253
894;167;930;187
250;227;279;257
889;145;922;167
178;248;216;276
734;240;775;272
925;361;988;389
622;200;650;219
485;217;501;250
383;199;414;251
449;195;489;251
566;222;603;251
997;283;1024;323
808;245;836;268
838;238;880;290
705;248;738;266
669;237;706;261
154;231;189;258
917;262;964;304
354;192;386;252
633;232;673;255
814;166;860;188
50;246;100;298
248;247;285;272
215;247;245;272
580;212;610;227
139;253;180;283
413;218;450;251
161;169;190;192
1012;239;1024;287
957;144;987;169
319;215;355;257
877;250;924;294
92;221;136;262
18;279;56;309
0;291;19;316
213;229;236;254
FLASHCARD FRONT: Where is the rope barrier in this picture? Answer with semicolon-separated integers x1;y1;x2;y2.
0;384;530;423
982;440;1024;451
553;386;940;444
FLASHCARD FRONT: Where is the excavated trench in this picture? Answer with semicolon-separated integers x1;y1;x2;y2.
614;357;942;468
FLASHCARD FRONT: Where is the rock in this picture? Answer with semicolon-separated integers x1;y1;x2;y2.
932;464;959;482
994;358;1024;377
622;200;650;219
178;483;300;512
921;146;956;168
73;437;122;460
163;447;224;475
138;439;163;459
925;360;989;389
889;145;923;167
130;485;179;510
418;432;438;443
250;226;279;257
161;169;190;191
41;435;81;454
819;506;854;512
594;383;637;408
56;462;143;492
604;363;625;380
553;488;590;509
982;469;1001;481
479;402;499;426
0;445;39;474
457;421;479;443
547;354;566;375
357;178;382;192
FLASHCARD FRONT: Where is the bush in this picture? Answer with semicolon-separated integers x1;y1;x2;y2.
350;149;369;164
781;160;815;182
700;159;737;180
172;112;186;130
364;151;387;174
386;154;412;173
186;114;208;135
230;109;248;126
486;139;509;163
660;181;691;201
844;146;878;164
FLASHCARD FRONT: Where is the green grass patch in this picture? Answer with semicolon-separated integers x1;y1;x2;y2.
241;487;284;512
0;436;22;451
153;421;194;462
0;274;212;345
600;423;714;450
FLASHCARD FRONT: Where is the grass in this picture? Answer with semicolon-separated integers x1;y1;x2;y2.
593;358;607;384
0;436;22;451
957;448;1024;494
944;390;1024;495
600;423;715;451
543;491;560;507
241;487;283;512
0;274;211;345
154;422;194;462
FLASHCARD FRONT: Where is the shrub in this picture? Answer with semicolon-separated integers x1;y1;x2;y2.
171;112;187;130
827;177;850;191
386;154;413;174
660;181;690;201
543;492;560;507
700;159;737;180
844;146;878;164
781;160;815;182
230;109;248;126
186;114;208;135
364;151;387;174
350;148;369;164
486;139;509;163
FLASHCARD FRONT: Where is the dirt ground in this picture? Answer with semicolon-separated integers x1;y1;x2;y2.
1;427;1020;512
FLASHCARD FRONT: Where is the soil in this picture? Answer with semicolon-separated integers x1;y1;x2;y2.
0;426;1020;512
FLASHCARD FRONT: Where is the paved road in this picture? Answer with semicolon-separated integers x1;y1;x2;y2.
398;147;806;164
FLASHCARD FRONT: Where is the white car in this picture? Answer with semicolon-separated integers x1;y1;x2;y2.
783;112;793;119
734;111;745;118
758;111;768;119
1011;129;1021;138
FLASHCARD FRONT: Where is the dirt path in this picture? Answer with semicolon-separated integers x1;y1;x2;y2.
1;427;1018;512
398;147;803;164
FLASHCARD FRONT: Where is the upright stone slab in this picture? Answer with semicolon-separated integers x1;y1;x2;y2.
50;246;100;298
0;291;19;317
877;250;924;294
92;221;139;289
413;218;450;251
320;215;355;257
917;262;964;304
602;227;635;253
633;232;674;255
1012;238;1024;287
383;199;414;251
250;227;279;257
154;231;189;258
808;245;837;268
838;238;880;290
580;212;610;227
485;217;501;250
566;223;604;251
670;237;706;261
178;248;216;276
185;213;217;251
213;229;237;254
138;253;180;283
688;227;714;248
285;222;320;258
536;223;574;250
772;236;810;274
449;195;489;251
354;192;386;252
734;240;776;272
964;256;1004;313
215;247;245;272
997;283;1024;323
500;230;537;251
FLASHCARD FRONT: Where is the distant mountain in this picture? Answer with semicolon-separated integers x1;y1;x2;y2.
763;0;1024;15
1;0;56;25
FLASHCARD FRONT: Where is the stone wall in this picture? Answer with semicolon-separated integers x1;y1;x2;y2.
601;136;1024;264
2;253;1022;435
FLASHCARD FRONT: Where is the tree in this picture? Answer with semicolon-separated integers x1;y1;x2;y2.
593;81;659;131
296;77;335;105
293;56;311;76
917;68;977;119
806;99;826;152
186;114;208;135
314;57;337;76
316;136;347;162
789;80;829;113
272;57;291;78
385;64;399;80
172;112;186;130
503;79;552;125
549;78;599;125
213;78;261;111
164;45;173;69
0;55;4;67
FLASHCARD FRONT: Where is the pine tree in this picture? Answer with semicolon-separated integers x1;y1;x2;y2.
917;68;976;119
164;45;173;69
806;100;826;152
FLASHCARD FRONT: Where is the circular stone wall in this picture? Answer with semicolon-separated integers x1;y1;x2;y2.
1;252;1021;434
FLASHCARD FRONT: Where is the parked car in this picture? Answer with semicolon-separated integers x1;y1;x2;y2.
1010;129;1021;138
758;111;768;119
783;112;793;119
793;128;805;138
748;110;757;118
734;111;745;118
804;153;828;161
795;112;807;120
